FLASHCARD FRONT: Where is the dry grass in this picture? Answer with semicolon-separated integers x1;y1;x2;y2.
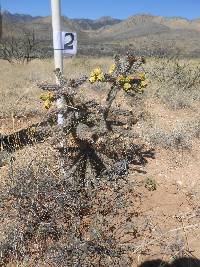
1;56;199;118
0;57;112;119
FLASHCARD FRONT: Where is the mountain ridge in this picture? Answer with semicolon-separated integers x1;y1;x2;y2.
1;11;200;58
2;10;200;29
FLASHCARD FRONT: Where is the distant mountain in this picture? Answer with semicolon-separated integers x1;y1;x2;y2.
93;14;200;40
1;11;200;58
87;14;200;58
73;16;122;30
2;11;121;33
23;16;89;40
2;10;41;23
1;11;89;40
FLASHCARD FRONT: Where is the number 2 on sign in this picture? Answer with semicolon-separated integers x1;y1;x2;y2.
62;32;77;55
64;33;74;50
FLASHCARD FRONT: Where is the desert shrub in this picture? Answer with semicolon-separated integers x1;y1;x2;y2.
185;119;200;139
142;123;193;150
141;116;200;150
146;59;200;109
144;177;157;191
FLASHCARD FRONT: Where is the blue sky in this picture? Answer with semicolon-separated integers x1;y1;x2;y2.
1;0;200;20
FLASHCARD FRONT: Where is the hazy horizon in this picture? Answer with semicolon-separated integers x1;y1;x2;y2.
1;0;200;20
2;9;200;22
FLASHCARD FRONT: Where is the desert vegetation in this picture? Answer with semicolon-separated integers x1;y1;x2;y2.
1;51;200;266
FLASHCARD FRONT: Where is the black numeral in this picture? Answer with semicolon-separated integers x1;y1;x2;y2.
64;33;74;50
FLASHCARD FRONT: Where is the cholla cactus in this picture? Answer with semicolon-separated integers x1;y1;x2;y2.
37;53;151;183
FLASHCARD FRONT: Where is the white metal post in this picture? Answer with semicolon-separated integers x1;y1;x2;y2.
51;0;64;125
51;0;66;177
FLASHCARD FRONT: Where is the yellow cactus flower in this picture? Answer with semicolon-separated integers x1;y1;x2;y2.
89;67;105;83
117;75;133;85
140;80;148;88
138;72;146;81
89;76;97;84
40;92;55;109
97;73;105;82
117;75;126;83
93;67;102;76
125;76;132;83
109;64;116;75
40;94;48;101
44;99;52;110
40;92;55;102
29;127;36;133
48;92;55;102
123;83;132;91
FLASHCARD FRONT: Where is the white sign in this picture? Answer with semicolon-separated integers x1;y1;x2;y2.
62;32;77;55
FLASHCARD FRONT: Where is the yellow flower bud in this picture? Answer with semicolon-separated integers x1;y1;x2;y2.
89;76;96;84
93;67;102;76
109;64;116;75
29;127;36;133
40;94;48;101
40;92;55;102
97;73;105;82
117;75;126;84
125;76;132;83
48;92;55;102
140;80;148;88
138;72;146;81
90;67;105;83
123;83;132;91
44;99;52;110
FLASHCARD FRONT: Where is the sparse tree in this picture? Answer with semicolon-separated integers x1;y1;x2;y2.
0;30;41;64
